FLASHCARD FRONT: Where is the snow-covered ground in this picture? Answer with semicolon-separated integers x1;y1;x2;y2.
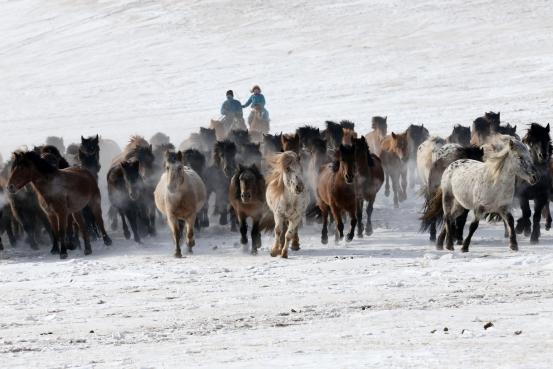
2;0;553;368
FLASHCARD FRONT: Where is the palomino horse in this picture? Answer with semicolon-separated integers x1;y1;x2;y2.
317;144;357;244
266;151;308;258
515;123;552;243
380;132;409;207
229;164;274;254
210;116;248;141
406;124;429;189
155;151;207;257
7;151;112;259
249;106;270;140
365;116;387;156
353;137;384;237
422;135;537;252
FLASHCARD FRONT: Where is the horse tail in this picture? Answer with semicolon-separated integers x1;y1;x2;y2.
420;187;443;232
259;207;275;233
416;185;428;198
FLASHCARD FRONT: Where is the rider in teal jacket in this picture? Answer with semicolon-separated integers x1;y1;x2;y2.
243;85;269;122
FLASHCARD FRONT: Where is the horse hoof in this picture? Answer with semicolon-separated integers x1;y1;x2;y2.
280;252;288;259
546;225;551;231
240;238;248;245
321;237;328;245
174;251;182;258
530;238;539;245
60;252;68;259
84;248;92;256
436;245;444;250
103;236;113;246
30;244;39;251
384;190;390;197
461;246;469;253
365;228;373;237
250;249;258;255
291;245;300;251
510;244;519;251
50;248;59;255
456;239;463;246
446;245;454;251
429;235;436;242
346;235;354;242
270;249;279;257
356;232;364;239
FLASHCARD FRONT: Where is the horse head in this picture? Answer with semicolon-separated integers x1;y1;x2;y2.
8;151;53;194
448;125;471;147
214;140;237;178
279;151;304;194
390;132;409;161
121;159;144;200
281;133;300;154
236;164;263;204
80;135;100;156
523;123;551;165
335;144;356;184
372;116;388;134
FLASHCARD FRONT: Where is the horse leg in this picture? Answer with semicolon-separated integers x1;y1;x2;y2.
515;196;531;237
461;216;479;252
291;232;300;251
436;225;446;250
90;196;112;246
365;193;376;236
201;203;210;228
168;215;183;258
238;212;248;247
126;206;141;244
391;171;400;208
185;215;196;253
346;205;357;242
57;212;68;259
281;219;300;259
356;199;364;238
218;197;228;226
442;194;458;251
543;203;552;230
408;162;416;190
229;206;238;232
330;205;344;242
72;212;92;255
270;216;284;257
320;203;329;244
501;210;518;251
384;169;390;197
455;209;469;245
531;196;547;244
47;213;60;255
251;219;261;255
399;166;407;202
119;210;131;239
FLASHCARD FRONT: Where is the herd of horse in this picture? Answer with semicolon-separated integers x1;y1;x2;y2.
0;111;550;259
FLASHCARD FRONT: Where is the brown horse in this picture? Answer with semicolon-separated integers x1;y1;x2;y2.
229;164;274;254
249;105;270;138
365;116;387;156
317;144;357;244
340;120;357;145
380;132;409;207
281;133;300;154
353;137;384;236
155;151;207;257
7;151;111;259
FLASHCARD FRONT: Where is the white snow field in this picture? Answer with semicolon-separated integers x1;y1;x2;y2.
2;0;553;368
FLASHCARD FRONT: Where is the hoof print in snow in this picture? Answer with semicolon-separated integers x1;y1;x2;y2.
291;309;297;313
430;329;437;334
514;330;522;335
443;327;448;332
484;322;494;330
360;305;372;311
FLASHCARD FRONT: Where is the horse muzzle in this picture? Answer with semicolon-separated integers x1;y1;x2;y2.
241;192;252;203
528;173;539;185
7;184;18;194
295;183;304;194
345;174;354;184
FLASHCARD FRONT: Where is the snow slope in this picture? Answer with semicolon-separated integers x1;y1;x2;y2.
2;0;553;368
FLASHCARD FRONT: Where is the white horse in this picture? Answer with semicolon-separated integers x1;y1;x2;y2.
423;135;537;252
266;151;309;258
416;136;446;190
155;151;207;257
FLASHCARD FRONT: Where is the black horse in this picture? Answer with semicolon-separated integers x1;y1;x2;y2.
515;123;552;243
447;125;471;146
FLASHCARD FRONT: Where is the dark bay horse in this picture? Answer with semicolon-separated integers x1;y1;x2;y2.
229;164;274;254
353;137;384;236
447;125;471;146
515;123;552;243
317;144;357;244
7;151;111;258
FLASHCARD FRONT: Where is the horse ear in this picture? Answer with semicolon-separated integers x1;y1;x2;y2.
81;136;84;141
391;132;397;139
176;151;183;162
509;139;515;149
547;124;551;132
513;125;517;132
95;134;99;142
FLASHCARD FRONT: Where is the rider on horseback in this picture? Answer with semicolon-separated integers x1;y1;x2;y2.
243;85;269;126
220;90;243;127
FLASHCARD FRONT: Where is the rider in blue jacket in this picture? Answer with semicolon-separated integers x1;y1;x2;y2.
220;90;243;118
243;85;269;123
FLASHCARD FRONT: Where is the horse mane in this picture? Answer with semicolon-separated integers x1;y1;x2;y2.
340;120;355;130
12;150;58;174
213;140;237;167
457;145;484;161
296;125;321;146
182;149;206;174
232;164;265;200
473;117;491;134
124;136;151;160
371;116;387;131
267;151;298;196
484;136;516;182
34;145;70;169
324;121;343;146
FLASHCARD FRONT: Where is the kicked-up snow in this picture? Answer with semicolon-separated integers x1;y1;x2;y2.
1;0;553;368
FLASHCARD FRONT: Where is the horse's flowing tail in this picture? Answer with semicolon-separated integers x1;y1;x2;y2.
420;187;443;232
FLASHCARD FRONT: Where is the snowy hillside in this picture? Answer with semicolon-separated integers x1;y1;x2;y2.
2;0;553;368
2;0;553;156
